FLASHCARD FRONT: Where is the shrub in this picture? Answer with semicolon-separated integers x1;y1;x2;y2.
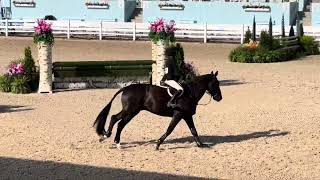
23;47;36;78
0;47;39;94
289;26;295;37
259;31;272;50
299;35;320;55
272;38;282;50
0;75;13;92
244;27;252;44
229;46;256;63
22;47;39;91
299;23;304;37
229;44;305;63
169;43;198;83
10;76;30;94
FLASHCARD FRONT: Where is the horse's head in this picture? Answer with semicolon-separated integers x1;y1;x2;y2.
207;71;222;102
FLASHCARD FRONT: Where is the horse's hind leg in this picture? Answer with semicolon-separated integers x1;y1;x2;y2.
104;111;123;138
114;111;138;149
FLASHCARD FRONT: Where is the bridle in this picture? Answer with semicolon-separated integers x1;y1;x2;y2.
197;91;212;106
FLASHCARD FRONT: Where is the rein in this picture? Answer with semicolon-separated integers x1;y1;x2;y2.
197;92;212;106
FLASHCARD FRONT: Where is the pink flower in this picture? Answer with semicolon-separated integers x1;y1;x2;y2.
149;18;177;34
34;19;52;34
8;63;24;76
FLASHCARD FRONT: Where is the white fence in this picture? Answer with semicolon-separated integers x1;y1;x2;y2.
0;19;320;43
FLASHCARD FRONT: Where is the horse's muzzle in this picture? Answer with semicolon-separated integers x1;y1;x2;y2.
213;95;222;102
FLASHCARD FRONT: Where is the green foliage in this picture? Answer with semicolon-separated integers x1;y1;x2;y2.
22;47;39;91
259;31;273;50
289;26;295;37
229;45;305;63
272;38;281;50
299;23;304;37
10;76;30;94
0;75;13;92
33;32;54;45
168;43;198;83
172;43;185;74
23;47;36;77
281;15;285;37
252;16;256;41
148;31;175;43
0;47;40;94
299;36;320;55
229;46;256;63
244;27;252;44
269;17;273;38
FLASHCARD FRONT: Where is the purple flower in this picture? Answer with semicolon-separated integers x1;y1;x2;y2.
149;18;176;33
34;19;52;34
8;63;24;76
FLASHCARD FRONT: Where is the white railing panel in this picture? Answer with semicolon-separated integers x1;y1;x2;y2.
1;19;320;43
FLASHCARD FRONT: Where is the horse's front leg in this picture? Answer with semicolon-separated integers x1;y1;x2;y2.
184;116;209;148
156;112;182;150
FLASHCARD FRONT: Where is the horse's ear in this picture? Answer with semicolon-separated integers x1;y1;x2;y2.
211;71;213;75
214;71;218;76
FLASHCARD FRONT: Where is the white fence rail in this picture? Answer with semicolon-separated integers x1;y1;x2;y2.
0;19;320;43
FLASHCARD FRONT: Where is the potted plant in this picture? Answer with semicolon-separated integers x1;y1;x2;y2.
158;2;185;10
85;1;109;9
33;19;54;93
13;0;36;7
242;4;271;12
148;18;177;85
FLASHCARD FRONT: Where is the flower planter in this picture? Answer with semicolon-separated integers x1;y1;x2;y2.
158;3;185;10
86;4;109;9
159;6;184;10
242;5;271;12
85;3;109;9
13;1;36;7
151;40;169;85
37;42;53;93
244;8;271;12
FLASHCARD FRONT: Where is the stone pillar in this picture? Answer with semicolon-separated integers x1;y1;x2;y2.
151;40;169;86
151;42;157;85
37;42;53;93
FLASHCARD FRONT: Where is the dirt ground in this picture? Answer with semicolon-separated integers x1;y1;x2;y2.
0;37;320;180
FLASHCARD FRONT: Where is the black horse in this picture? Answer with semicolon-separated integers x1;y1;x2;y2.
93;71;222;150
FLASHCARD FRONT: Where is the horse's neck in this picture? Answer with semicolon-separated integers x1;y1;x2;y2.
189;78;209;102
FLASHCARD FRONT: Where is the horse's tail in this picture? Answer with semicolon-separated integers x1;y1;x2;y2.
93;88;125;136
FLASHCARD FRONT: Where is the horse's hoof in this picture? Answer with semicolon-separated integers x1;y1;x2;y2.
197;143;210;148
99;137;105;143
99;135;107;142
116;143;122;150
104;131;112;138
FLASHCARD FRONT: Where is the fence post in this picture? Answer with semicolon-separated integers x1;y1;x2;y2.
241;24;244;44
203;22;207;43
5;18;8;37
67;19;70;39
133;21;136;41
99;20;102;40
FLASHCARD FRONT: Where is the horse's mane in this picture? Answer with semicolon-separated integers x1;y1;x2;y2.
182;74;212;86
180;74;212;98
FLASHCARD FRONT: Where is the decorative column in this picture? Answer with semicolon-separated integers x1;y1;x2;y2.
151;41;158;85
37;42;53;93
151;40;169;85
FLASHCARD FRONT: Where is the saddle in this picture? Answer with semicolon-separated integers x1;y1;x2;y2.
158;84;183;98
